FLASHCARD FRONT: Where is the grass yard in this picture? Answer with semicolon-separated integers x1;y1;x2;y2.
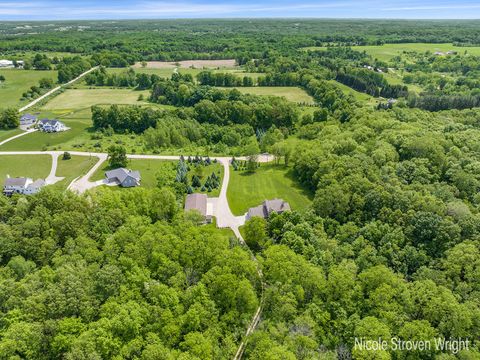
0;128;23;143
0;118;91;151
0;155;51;182
54;155;97;190
224;86;315;104
227;163;313;216
0;69;57;108
42;88;151;110
90;159;223;196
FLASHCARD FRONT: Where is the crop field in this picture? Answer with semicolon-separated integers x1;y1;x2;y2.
227;163;313;215
41;88;151;110
0;69;57;108
225;86;315;104
0;154;51;182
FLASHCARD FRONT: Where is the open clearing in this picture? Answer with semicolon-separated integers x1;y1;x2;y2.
302;43;480;62
0;69;57;108
133;59;237;69
0;155;51;182
54;155;97;189
42;88;151;110
225;86;315;104
227;163;313;216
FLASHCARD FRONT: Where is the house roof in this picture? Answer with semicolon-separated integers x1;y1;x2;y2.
184;193;207;216
4;177;29;187
105;168;141;183
247;198;291;219
39;119;62;126
28;179;45;189
20;114;37;121
247;205;267;219
264;199;291;213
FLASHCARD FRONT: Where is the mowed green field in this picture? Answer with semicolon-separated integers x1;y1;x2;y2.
227;163;313;215
225;87;315;104
303;43;480;62
0;69;57;108
54;155;97;190
0;129;23;143
42;88;151;110
0;155;51;182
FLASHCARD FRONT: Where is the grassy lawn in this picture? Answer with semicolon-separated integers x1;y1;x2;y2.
90;159;223;196
0;118;92;151
0;155;51;183
327;80;377;105
224;86;315;104
0;128;23;143
54;155;97;190
303;43;480;62
0;69;57;108
42;88;151;110
227;163;313;216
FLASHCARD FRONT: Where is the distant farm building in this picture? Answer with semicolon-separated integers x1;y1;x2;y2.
0;60;14;68
184;193;212;224
105;168;141;188
3;177;45;196
247;199;291;220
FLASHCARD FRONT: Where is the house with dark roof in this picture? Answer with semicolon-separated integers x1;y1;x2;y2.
246;199;291;220
3;177;45;196
105;168;141;188
38;119;67;133
184;193;212;223
20;114;37;126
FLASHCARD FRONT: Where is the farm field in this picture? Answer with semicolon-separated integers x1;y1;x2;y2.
0;154;51;182
42;88;151;110
302;43;480;61
224;86;315;104
227;163;313;215
54;155;97;189
0;69;57;108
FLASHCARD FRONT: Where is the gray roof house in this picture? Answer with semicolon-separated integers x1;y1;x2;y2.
105;168;141;188
247;199;291;220
184;193;212;223
20;114;37;125
38;119;67;132
3;177;45;196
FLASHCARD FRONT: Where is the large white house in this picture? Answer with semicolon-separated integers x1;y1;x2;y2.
3;177;45;196
38;119;67;133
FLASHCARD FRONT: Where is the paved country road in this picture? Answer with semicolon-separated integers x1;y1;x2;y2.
0;150;267;359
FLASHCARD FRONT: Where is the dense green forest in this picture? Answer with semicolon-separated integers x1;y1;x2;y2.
1;19;480;359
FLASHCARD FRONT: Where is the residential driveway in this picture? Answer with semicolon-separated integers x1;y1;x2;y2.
67;153;108;193
45;152;64;185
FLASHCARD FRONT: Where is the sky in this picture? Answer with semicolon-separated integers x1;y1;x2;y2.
1;0;480;20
